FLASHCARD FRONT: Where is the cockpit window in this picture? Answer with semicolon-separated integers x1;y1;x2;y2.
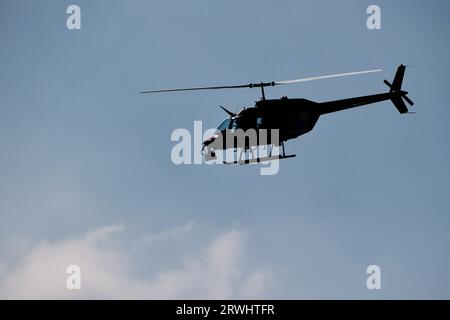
231;119;238;130
256;117;262;128
217;118;239;131
217;118;231;131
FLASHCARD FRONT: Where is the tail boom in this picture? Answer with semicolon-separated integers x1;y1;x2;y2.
317;64;414;115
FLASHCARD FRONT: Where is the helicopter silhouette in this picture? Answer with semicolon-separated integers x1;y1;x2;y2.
142;64;413;164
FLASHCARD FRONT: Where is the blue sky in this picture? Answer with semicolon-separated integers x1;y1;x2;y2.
0;0;449;298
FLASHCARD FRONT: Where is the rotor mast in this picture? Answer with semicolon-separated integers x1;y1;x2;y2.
248;82;275;100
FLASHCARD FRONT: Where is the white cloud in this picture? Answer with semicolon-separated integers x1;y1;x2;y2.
0;224;272;299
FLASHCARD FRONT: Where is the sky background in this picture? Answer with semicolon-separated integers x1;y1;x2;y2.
0;0;449;299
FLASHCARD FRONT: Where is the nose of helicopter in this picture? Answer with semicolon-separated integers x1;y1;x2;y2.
202;135;219;160
203;135;217;147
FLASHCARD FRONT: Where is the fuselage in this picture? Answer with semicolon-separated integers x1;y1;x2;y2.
203;97;321;153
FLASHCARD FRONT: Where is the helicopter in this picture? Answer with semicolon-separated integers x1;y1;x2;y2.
141;64;413;164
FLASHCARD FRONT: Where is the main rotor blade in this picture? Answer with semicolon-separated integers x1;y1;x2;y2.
274;69;382;85
140;83;250;94
140;69;382;94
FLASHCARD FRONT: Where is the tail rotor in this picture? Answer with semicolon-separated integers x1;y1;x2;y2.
384;64;414;114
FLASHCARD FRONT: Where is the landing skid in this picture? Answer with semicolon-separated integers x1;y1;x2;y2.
223;141;295;165
223;154;296;165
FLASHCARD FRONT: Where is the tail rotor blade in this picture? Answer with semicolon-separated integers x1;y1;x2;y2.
403;95;414;106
